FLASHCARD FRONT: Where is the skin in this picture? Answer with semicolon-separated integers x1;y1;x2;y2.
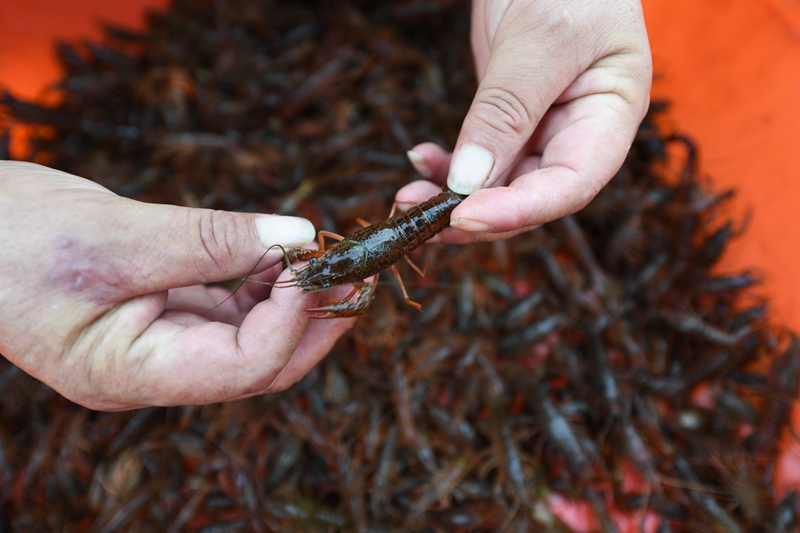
0;161;354;410
397;0;653;244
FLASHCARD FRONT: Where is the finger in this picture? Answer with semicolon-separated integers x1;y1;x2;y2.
127;204;315;294
233;261;283;311
432;224;537;245
528;63;651;156
448;2;652;198
22;164;317;300
404;144;525;195
395;179;443;209
505;155;543;182
450;94;644;232
165;285;224;317
61;269;322;409
446;5;585;195
393;179;536;244
266;313;354;391
469;0;492;79
164;260;284;325
406;143;452;183
234;283;358;397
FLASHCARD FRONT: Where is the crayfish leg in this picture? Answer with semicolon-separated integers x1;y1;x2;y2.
317;230;345;250
402;255;428;277
387;203;428;277
390;265;422;312
304;278;378;318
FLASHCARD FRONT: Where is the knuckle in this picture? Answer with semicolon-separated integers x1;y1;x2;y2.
473;86;535;138
604;62;653;112
265;378;292;393
542;6;577;36
249;370;288;394
55;349;132;411
569;175;605;215
196;210;243;274
589;180;603;199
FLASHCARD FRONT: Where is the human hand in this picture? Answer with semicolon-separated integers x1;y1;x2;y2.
397;0;652;243
0;161;354;410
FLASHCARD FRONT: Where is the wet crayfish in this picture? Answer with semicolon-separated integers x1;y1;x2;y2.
273;188;466;318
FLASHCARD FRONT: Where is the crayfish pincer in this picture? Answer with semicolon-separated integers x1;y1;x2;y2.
273;188;466;318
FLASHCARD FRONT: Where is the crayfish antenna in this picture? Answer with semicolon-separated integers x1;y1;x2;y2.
201;244;289;315
268;279;300;288
242;279;298;288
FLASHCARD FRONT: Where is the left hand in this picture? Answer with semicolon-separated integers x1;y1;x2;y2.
0;161;354;410
397;0;652;243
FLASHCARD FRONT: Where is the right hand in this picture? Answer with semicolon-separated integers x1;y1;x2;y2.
398;0;652;244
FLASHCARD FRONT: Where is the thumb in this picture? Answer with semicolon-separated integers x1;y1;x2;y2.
447;5;581;195
117;199;315;294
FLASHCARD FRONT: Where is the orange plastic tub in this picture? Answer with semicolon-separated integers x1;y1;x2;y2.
645;0;800;332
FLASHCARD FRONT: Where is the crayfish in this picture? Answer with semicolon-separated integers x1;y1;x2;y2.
273;188;465;318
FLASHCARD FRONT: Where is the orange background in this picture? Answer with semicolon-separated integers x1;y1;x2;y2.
1;0;799;333
644;0;800;335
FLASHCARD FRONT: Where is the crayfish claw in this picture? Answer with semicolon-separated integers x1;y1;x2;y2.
304;279;378;318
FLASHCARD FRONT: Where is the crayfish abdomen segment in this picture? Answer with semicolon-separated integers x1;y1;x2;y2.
395;191;464;247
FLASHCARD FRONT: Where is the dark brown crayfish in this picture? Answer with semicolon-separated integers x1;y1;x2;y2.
274;188;466;318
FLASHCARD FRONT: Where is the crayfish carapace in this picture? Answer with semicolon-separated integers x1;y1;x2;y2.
272;188;466;318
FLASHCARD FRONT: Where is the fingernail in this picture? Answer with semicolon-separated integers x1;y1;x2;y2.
447;143;495;195
451;218;493;233
396;202;414;212
256;214;315;249
406;150;432;178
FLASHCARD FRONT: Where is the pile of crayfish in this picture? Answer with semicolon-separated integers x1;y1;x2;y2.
1;0;799;532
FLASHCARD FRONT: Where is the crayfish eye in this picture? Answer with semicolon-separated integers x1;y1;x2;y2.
309;257;319;266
